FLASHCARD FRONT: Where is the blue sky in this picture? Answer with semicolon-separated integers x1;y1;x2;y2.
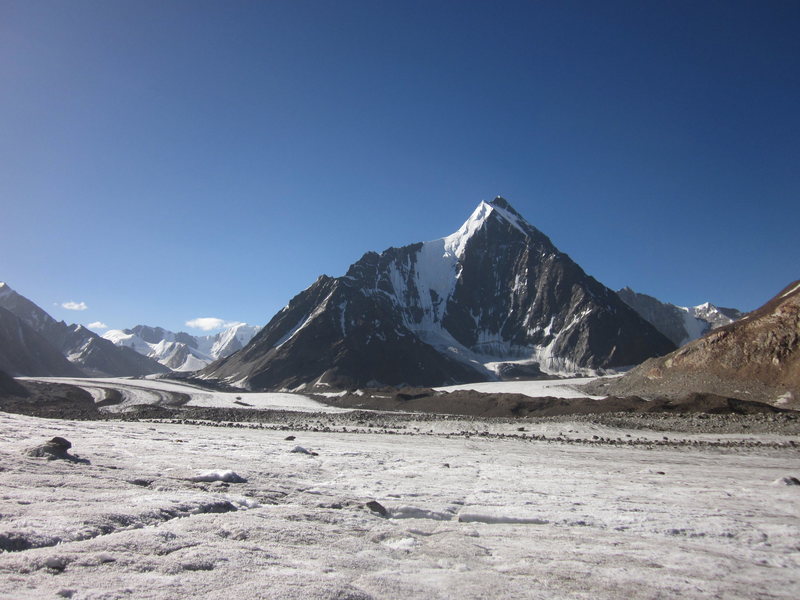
1;0;798;333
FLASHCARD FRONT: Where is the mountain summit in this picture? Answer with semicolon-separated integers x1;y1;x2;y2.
202;198;675;390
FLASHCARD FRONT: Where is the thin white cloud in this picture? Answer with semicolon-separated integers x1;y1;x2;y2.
62;301;88;311
87;321;108;330
185;317;238;331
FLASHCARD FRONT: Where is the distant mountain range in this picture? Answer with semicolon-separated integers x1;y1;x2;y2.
0;282;167;377
201;198;677;390
617;287;743;346
102;323;261;371
2;198;758;390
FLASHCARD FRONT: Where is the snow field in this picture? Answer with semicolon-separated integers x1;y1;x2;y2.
436;377;604;399
1;411;799;599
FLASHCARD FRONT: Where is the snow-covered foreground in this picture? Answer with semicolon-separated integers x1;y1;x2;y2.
1;412;799;599
28;377;350;413
436;377;604;399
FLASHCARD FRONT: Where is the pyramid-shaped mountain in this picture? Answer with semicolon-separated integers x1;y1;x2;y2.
202;198;675;390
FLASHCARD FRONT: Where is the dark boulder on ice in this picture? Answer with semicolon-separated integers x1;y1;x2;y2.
24;437;88;463
365;500;388;517
773;476;800;486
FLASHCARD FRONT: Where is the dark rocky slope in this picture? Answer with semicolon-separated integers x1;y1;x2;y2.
0;368;30;397
0;307;86;377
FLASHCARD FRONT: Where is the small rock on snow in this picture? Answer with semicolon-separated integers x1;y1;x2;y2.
773;476;800;486
365;500;388;516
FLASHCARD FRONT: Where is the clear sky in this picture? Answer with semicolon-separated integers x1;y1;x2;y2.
1;0;798;334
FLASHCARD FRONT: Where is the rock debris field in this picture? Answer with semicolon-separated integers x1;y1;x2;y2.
1;405;799;599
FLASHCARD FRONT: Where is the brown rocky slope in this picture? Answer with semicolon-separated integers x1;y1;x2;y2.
585;280;800;407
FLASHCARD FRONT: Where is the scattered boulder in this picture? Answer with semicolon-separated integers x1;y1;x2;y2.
24;437;88;463
773;476;800;486
127;478;154;487
285;435;296;441
365;500;388;517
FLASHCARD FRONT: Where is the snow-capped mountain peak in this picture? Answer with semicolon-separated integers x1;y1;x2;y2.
103;322;262;372
441;197;530;258
202;198;674;390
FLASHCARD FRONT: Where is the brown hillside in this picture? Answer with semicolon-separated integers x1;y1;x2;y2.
586;281;800;406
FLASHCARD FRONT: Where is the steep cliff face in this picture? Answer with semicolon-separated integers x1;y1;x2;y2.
203;198;675;390
590;281;800;406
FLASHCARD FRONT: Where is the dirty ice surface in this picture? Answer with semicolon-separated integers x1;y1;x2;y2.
29;377;350;413
1;411;799;599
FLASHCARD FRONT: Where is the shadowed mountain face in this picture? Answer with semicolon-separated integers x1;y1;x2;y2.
0;307;85;377
589;281;800;406
0;282;168;377
202;198;675;390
